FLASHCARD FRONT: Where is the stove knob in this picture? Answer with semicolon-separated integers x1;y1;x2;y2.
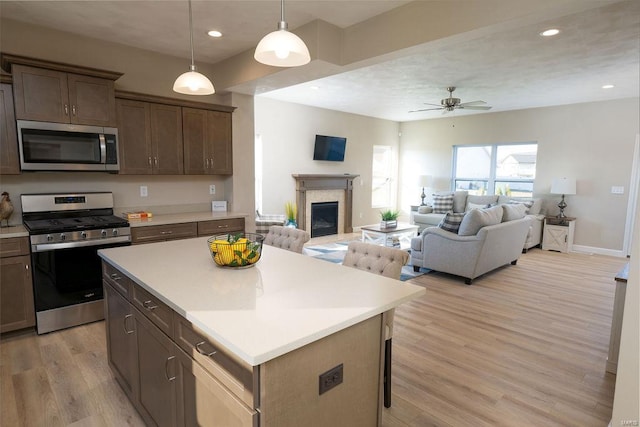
101;230;107;238
60;233;66;241
112;229;118;237
81;231;87;239
46;234;53;242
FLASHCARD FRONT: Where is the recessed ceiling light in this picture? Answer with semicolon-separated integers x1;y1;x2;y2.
602;84;615;89
207;30;222;38
540;28;560;37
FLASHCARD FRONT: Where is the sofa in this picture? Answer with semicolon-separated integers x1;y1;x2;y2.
410;205;531;284
412;191;544;251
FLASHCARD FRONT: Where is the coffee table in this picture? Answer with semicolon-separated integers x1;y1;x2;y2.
361;222;419;249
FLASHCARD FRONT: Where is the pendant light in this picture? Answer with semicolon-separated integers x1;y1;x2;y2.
254;0;310;67
173;0;215;95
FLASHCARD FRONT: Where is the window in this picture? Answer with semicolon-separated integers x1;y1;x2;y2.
453;143;537;197
372;145;394;208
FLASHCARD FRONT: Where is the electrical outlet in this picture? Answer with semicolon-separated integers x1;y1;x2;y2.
359;212;363;219
209;184;216;195
140;186;148;197
611;186;624;195
319;364;343;395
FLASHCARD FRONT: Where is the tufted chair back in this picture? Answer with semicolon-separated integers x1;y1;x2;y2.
342;241;409;409
263;225;310;253
342;241;409;280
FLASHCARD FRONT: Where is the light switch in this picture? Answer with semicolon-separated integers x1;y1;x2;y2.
611;186;624;195
140;186;148;197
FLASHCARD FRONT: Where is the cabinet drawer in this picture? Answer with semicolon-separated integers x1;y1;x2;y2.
102;262;133;299
197;218;245;236
0;237;30;258
173;314;257;408
131;223;197;244
132;283;173;337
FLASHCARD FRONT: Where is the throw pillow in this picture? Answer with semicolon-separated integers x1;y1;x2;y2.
458;205;504;236
509;199;534;214
417;205;433;214
438;212;466;233
432;194;454;214
502;203;528;221
466;202;490;211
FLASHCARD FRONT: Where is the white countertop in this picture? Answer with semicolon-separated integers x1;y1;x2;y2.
0;225;28;238
98;237;425;366
127;211;248;227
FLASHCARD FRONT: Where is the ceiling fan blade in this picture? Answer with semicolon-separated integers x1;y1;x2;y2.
409;107;443;113
458;100;486;107
459;105;492;110
422;102;442;107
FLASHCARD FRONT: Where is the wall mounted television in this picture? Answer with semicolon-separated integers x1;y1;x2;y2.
313;135;347;161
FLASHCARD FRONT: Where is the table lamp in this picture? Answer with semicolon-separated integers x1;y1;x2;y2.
418;175;433;206
550;177;576;218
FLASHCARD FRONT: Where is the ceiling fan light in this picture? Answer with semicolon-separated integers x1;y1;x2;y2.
255;28;310;67
173;67;215;95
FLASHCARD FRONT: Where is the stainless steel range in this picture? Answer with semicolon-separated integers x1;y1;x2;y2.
22;192;131;334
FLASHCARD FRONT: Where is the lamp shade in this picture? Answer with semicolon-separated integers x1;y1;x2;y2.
173;68;215;95
254;28;310;67
418;175;433;187
550;177;576;195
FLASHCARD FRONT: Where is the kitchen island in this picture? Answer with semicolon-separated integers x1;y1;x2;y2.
99;236;424;427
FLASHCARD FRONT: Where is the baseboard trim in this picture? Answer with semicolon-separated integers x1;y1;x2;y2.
572;244;626;258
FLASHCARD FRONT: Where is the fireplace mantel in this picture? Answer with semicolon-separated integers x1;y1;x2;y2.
292;174;359;233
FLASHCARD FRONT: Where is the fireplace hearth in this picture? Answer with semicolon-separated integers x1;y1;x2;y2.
311;202;338;238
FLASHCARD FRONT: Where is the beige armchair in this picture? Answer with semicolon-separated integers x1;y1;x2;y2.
263;225;310;253
342;241;409;408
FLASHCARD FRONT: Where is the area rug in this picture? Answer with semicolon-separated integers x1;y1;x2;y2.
303;241;429;281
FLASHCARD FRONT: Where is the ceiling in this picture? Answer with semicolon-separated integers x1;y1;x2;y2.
1;0;638;122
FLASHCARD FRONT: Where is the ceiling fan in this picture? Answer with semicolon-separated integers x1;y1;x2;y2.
410;86;492;113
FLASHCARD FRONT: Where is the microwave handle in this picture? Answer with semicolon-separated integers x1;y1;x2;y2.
99;134;107;164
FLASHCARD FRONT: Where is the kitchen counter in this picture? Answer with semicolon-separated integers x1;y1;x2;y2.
0;225;28;238
98;236;425;366
126;211;247;227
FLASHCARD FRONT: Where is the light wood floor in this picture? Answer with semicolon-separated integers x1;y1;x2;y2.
1;241;625;426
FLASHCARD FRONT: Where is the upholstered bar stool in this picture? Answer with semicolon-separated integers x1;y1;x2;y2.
263;225;310;253
342;241;409;408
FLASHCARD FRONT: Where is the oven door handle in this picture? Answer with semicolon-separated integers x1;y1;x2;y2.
32;236;131;252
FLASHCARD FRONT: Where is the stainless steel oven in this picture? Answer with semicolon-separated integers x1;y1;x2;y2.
22;192;130;334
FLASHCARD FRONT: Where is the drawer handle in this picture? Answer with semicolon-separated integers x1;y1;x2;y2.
195;341;217;357
160;231;173;235
142;300;158;311
110;273;121;281
216;225;229;229
123;314;135;334
165;356;176;382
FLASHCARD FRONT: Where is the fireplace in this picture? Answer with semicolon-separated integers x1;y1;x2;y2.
311;202;339;238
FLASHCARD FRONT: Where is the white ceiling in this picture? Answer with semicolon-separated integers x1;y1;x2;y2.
1;0;638;122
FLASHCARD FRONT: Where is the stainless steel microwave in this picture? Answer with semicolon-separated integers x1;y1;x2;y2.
17;120;119;172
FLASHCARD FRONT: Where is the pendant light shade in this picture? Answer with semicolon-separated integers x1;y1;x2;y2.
254;0;310;67
173;0;215;95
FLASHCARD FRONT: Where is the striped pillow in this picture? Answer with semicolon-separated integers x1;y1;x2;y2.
438;212;466;233
509;199;534;214
432;194;454;214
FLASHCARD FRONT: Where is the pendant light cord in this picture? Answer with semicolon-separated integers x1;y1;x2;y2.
280;0;285;22
188;0;195;68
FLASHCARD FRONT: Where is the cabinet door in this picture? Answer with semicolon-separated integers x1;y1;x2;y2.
174;344;257;427
136;308;177;427
182;107;208;175
151;104;184;175
67;73;116;127
207;111;233;175
12;64;70;123
117;99;153;174
0;83;20;174
0;255;35;333
104;283;138;399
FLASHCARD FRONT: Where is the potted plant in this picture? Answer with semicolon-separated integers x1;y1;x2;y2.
380;209;399;229
285;201;297;228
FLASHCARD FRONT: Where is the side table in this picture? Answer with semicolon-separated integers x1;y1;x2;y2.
542;217;576;253
606;263;629;374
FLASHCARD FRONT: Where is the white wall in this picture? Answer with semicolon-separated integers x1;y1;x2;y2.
399;98;640;253
254;97;400;228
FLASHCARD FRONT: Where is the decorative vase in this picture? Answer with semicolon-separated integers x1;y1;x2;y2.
285;219;297;228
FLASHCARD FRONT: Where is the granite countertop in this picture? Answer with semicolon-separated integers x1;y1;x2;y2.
0;225;28;239
126;211;248;227
98;237;425;366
